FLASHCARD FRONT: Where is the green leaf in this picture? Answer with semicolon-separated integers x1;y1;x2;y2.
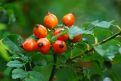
7;60;24;68
83;34;96;45
68;26;92;39
2;34;24;54
91;20;114;28
24;71;44;81
50;36;57;43
81;53;103;62
55;67;79;81
68;26;82;39
106;64;121;81
94;45;119;60
0;40;10;61
113;54;121;64
0;8;9;24
57;24;63;27
66;47;82;58
12;68;27;79
33;65;52;81
32;53;52;66
119;48;121;54
0;24;6;30
4;67;12;76
94;39;120;60
7;9;16;24
93;28;112;42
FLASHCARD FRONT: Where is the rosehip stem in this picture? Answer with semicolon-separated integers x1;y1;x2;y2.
49;53;57;81
70;31;121;60
48;11;51;15
35;24;39;28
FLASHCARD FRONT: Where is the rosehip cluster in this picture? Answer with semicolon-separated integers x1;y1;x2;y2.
22;12;82;55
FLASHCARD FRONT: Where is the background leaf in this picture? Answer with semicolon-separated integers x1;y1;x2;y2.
91;20;114;28
33;65;52;81
24;71;44;81
68;26;82;39
55;67;79;81
94;44;119;60
2;34;24;54
12;68;27;79
0;40;10;61
7;60;24;68
93;28;113;42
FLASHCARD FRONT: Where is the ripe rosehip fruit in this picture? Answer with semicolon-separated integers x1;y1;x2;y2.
72;34;82;43
33;24;47;38
62;13;75;27
44;12;58;29
37;38;51;54
54;28;69;41
53;40;66;54
22;39;38;52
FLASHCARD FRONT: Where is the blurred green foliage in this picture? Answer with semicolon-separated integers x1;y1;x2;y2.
0;0;121;37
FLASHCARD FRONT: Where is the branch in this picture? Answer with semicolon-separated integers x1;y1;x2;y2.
70;31;121;60
49;54;57;81
97;31;121;45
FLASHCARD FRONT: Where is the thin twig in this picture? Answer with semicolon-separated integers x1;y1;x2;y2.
70;31;121;60
49;54;57;81
97;31;121;45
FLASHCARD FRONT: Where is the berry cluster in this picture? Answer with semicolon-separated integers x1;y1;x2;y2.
22;12;82;54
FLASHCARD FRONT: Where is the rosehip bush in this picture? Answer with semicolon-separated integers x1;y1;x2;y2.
0;12;121;81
